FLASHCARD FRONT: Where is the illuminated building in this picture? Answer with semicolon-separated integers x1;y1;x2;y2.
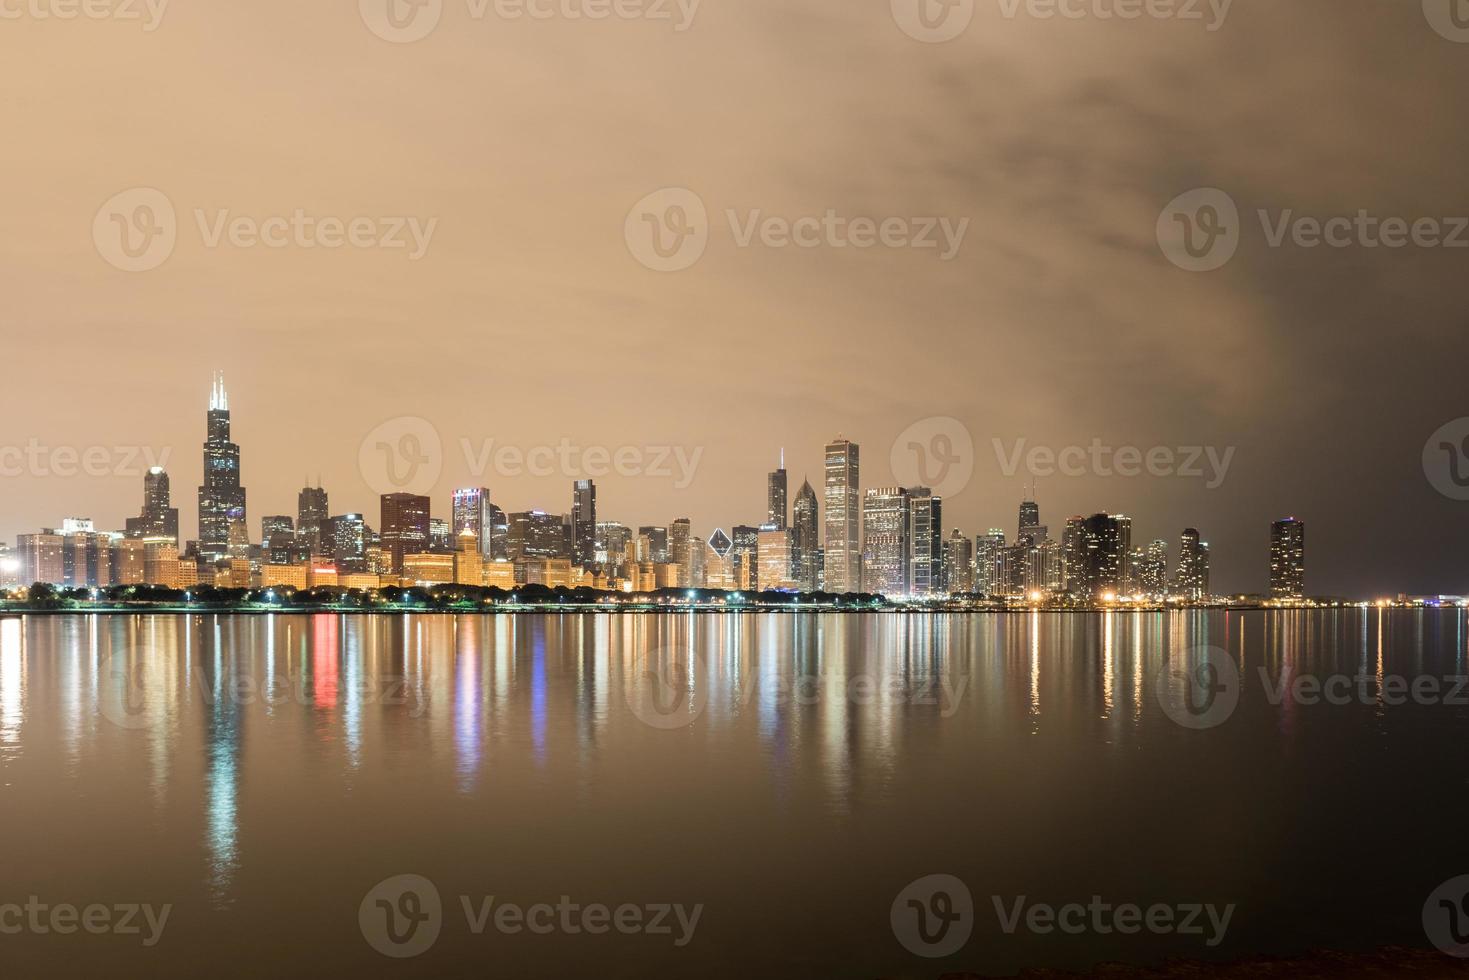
521;558;574;589
1270;517;1306;600
508;511;568;563
380;493;431;574
943;529;973;593
452;487;492;556
768;451;788;530
307;562;339;589
429;518;453;554
908;488;942;596
571;480;597;569
125;467;179;545
732;525;761;592
670;518;693;588
144;541;182;588
596;522;631;569
328;513;368;572
197;373;248;562
703;539;734;590
757;528;796;591
483;561;516;590
487;504;509;561
1174;527;1210;600
861;486;909;596
636;526;669;563
974;529;1006;596
110;538;146;584
260;564;308;590
18;532;65;585
402;552;454;586
455;531;484;585
1067;514;1124;599
824;436;860;593
792;479;819;592
261;515;297;563
339;573;380;591
298;486;328;555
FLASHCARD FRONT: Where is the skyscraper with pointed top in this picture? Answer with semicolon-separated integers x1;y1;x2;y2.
767;450;788;531
792;478;819;591
197;372;248;562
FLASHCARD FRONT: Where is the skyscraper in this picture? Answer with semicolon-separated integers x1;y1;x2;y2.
824;436;860;593
767;451;788;531
908;488;942;597
1175;527;1211;601
452;487;494;556
1069;513;1124;599
792;479;819;592
670;518;693;587
637;526;670;564
197;373;247;562
327;513;369;572
298;485;329;556
861;486;910;596
943;529;974;594
571;480;597;569
380;493;431;574
974;529;1006;596
261;515;296;563
1270;517;1306;600
125;467;179;545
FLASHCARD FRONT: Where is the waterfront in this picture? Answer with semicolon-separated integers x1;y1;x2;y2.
0;609;1466;977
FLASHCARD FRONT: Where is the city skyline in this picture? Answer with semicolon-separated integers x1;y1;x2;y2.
0;375;1349;601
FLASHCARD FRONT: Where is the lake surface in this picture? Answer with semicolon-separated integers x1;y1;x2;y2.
1;609;1466;977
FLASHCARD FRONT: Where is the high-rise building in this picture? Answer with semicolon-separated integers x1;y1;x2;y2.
597;522;633;569
18;532;65;585
507;511;568;564
637;526;670;563
670;518;693;588
1070;513;1125;599
824;436;860;593
487;503;509;561
328;514;369;572
731;525;761;591
197;373;247;562
429;518;453;553
792;479;819;592
908;488;942;596
261;515;296;564
380;493;431;574
297;485;329;556
452;488;494;556
974;529;1006;596
767;452;788;531
1113;514;1133;589
861;486;910;596
1270;517;1306;600
943;529;974;594
1018;493;1047;545
124;467;179;545
1134;539;1169;596
757;527;796;591
1175;527;1211;601
1061;517;1086;592
110;538;145;585
571;480;597;569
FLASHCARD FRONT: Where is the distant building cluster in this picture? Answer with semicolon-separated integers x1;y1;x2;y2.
0;378;1309;604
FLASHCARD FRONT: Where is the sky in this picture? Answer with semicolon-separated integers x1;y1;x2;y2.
1;0;1467;597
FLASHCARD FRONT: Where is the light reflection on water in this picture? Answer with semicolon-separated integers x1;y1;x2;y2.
1;608;1467;977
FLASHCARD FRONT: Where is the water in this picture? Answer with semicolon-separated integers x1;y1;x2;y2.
0;609;1465;977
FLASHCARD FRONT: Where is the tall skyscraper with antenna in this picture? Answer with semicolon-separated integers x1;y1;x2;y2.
197;372;248;562
767;450;788;531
